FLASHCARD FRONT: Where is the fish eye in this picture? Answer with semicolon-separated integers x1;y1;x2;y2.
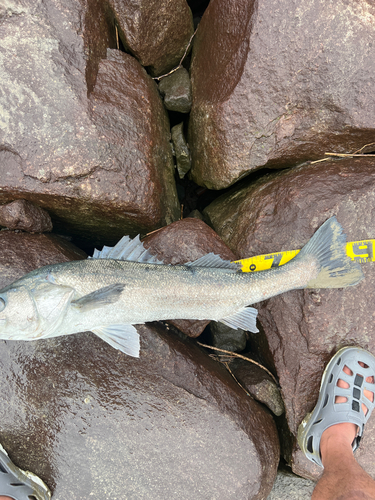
0;298;5;312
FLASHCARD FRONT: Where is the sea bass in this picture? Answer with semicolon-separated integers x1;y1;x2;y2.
0;217;363;357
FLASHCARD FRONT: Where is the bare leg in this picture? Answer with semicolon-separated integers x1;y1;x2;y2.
312;365;375;500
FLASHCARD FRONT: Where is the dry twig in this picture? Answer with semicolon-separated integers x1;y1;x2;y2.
153;27;198;82
196;341;278;384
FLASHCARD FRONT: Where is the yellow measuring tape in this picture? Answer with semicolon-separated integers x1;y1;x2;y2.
237;240;375;273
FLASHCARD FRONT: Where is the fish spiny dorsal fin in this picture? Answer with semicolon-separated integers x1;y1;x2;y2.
185;253;241;270
90;235;163;264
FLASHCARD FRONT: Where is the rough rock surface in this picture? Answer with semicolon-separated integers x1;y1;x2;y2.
142;217;237;337
171;122;191;178
210;322;247;353
0;232;86;288
109;0;194;76
0;2;179;245
189;0;375;189
230;359;285;416
0;200;53;233
266;468;315;500
159;67;192;113
0;329;279;499
204;157;375;479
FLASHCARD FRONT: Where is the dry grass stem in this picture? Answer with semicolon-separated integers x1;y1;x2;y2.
115;23;119;51
153;27;198;81
196;341;278;384
325;152;375;158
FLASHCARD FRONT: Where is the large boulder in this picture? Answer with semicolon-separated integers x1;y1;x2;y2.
109;0;194;77
189;0;375;189
204;157;375;479
0;325;279;499
0;1;179;245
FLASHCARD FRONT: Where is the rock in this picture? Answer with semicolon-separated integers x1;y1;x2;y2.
210;322;247;353
109;0;194;77
0;3;179;245
0;325;280;499
0;232;86;289
142;217;237;337
230;358;285;416
159;68;192;113
204;157;375;479
171;122;191;178
189;0;375;189
0;200;53;233
266;468;315;500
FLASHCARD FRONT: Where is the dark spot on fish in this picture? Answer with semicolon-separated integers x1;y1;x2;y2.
145;267;150;272
185;265;196;275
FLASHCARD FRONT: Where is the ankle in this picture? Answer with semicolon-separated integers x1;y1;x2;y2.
320;423;357;467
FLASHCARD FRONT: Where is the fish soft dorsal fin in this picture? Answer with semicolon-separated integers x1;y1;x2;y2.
219;307;259;333
91;235;163;264
186;253;241;270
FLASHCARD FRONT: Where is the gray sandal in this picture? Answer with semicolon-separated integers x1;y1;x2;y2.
0;443;51;500
297;346;375;468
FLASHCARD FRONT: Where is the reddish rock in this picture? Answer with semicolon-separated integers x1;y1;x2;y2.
0;200;53;233
0;3;179;245
0;325;279;499
0;232;86;289
109;0;194;76
142;217;237;338
189;0;375;189
204;157;375;479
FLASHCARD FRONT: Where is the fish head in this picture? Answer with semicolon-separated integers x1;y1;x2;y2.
0;278;76;340
0;284;40;339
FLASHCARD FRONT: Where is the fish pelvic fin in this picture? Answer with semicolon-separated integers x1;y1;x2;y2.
220;307;259;333
91;324;140;357
296;216;364;289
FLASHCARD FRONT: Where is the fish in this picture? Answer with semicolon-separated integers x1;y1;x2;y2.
0;216;364;357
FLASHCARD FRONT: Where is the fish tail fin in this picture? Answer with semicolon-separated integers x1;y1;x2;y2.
296;216;364;289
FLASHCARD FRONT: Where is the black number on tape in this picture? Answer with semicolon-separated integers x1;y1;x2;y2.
265;253;283;267
352;242;373;261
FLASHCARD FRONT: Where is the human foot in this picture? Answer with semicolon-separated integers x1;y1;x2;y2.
297;346;375;467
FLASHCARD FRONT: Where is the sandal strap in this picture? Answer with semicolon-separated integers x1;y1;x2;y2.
0;443;51;500
298;346;375;467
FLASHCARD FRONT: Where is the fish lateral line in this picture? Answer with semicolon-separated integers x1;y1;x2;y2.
237;239;375;273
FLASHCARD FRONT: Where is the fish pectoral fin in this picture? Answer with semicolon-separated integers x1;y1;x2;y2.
71;284;125;312
219;307;259;333
91;324;140;357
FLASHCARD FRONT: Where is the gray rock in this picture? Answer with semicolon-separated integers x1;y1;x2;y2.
189;0;375;189
159;68;192;113
204;157;375;480
211;322;247;353
266;468;315;499
230;358;285;416
171;122;191;178
0;2;179;245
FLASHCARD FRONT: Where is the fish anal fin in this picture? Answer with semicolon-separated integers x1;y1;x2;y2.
220;307;259;333
92;324;140;357
71;284;125;312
